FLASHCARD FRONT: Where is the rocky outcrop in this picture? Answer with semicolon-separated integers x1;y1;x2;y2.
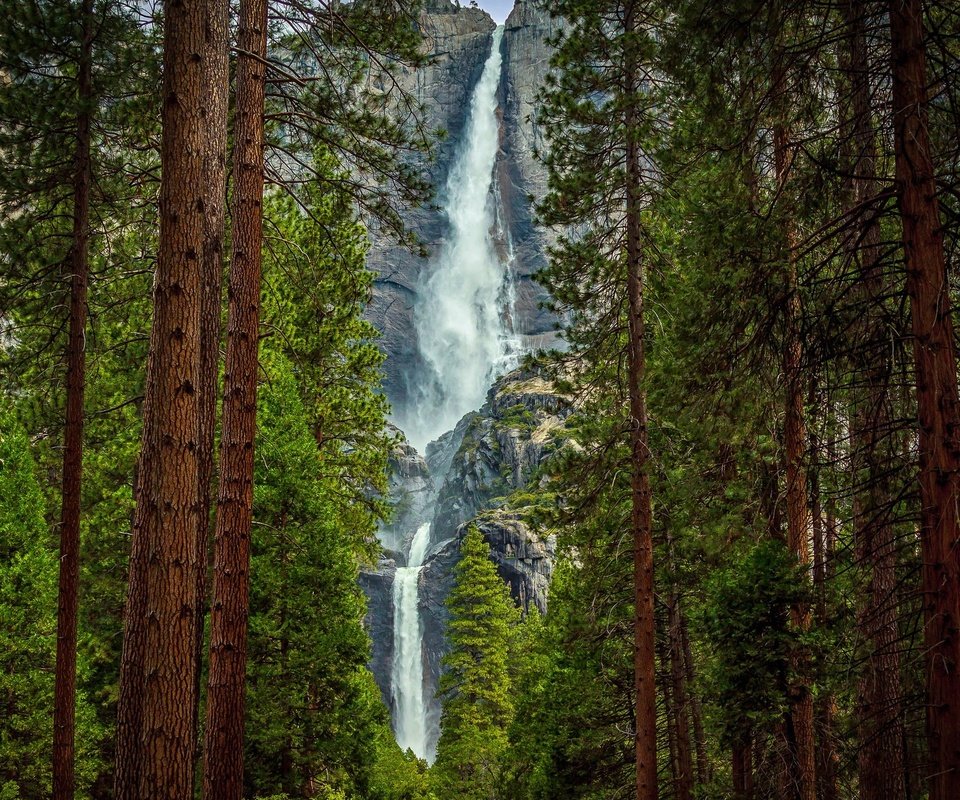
377;426;435;561
431;368;570;544
359;562;396;710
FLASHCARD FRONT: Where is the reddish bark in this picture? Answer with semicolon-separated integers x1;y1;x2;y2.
888;1;960;796
52;1;93;796
201;0;268;793
113;0;224;795
840;3;907;797
192;0;230;761
624;3;657;795
775;119;817;800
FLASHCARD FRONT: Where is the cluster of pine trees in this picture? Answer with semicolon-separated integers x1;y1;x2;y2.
0;0;434;798
429;1;960;800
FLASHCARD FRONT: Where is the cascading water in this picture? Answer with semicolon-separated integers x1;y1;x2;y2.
386;25;521;764
403;25;521;452
391;522;432;758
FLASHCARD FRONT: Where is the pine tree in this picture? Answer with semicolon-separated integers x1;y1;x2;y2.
887;2;960;795
0;2;156;794
431;528;519;800
0;412;58;798
535;3;665;793
113;0;228;795
201;0;268;792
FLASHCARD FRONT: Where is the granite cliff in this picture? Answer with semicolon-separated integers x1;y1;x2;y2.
360;0;562;759
365;0;558;415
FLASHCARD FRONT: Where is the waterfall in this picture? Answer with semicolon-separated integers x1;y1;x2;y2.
403;25;521;452
391;522;432;759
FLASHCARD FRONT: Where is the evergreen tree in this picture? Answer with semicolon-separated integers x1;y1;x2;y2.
0;411;99;798
0;412;58;798
243;351;383;798
431;528;519;800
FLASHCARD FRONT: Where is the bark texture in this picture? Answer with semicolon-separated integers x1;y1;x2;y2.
192;0;230;761
52;1;93;795
774;118;817;800
201;0;268;793
113;0;221;796
888;1;960;796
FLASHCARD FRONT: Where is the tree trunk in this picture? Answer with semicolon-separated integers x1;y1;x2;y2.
841;3;906;798
679;604;708;785
732;734;753;800
775;118;817;800
52;2;93;796
192;0;230;763
667;593;694;800
887;2;960;796
201;0;268;793
624;4;657;797
808;389;839;800
113;0;223;795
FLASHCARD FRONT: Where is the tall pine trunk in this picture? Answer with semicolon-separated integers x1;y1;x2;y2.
888;1;960;796
624;4;657;797
113;0;225;795
842;3;907;797
667;592;694;800
192;0;230;761
52;1;93;796
774;117;817;800
808;406;839;800
202;0;268;793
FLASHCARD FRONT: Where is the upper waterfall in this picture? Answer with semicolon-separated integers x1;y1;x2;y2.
402;26;521;452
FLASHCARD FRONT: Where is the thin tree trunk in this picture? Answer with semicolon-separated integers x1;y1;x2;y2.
733;733;753;800
52;1;93;796
841;3;907;798
192;0;230;762
659;633;681;795
113;0;222;795
624;3;657;797
201;0;268;793
808;406;839;800
775;117;817;800
887;2;960;797
679;604;708;785
667;593;694;800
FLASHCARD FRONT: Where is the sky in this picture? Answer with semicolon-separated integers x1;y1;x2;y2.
475;0;515;23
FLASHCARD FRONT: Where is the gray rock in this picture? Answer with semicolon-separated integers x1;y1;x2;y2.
366;0;562;413
359;558;397;711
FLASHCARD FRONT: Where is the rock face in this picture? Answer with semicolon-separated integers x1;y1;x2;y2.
360;365;571;753
498;0;562;350
365;0;557;414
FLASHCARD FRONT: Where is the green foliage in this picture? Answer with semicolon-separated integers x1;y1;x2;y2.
431;528;520;800
698;538;809;744
0;411;56;798
244;349;383;798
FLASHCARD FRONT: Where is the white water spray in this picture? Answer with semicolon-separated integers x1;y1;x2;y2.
391;522;432;758
405;26;521;451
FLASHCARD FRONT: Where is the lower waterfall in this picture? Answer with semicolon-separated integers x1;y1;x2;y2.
391;522;432;759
